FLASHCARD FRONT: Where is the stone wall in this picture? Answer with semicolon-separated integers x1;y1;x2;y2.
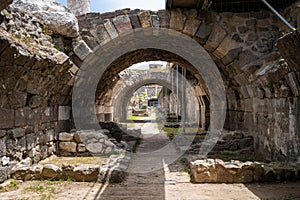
57;130;116;156
0;1;79;182
75;6;300;162
0;0;299;185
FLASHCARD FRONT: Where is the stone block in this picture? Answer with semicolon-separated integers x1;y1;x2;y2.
151;15;160;29
190;159;217;183
0;136;6;156
285;72;300;96
5;138;16;156
213;37;239;59
230;15;246;26
41;107;52;123
0;166;9;183
183;18;201;36
138;11;152;28
86;142;103;154
42;164;61;179
74;40;92;61
216;162;238;183
221;47;243;65
15;107;41;127
8;91;27;109
40;145;50;159
112;15;132;34
77;143;86;152
0;108;14;129
28;95;43;108
10;128;25;138
170;9;186;31
158;10;170;28
239;50;260;71
103;19;118;39
195;23;212;44
90;25;111;45
129;13;141;29
26;133;36;150
59;142;77;153
61;164;75;179
59;132;74;141
16;136;26;152
73;164;99;182
46;129;55;142
58;106;70;121
82;35;99;50
204;24;227;52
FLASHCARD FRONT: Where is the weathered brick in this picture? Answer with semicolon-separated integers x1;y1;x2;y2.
204;24;227;52
213;37;239;59
158;10;170;28
90;25;111;45
112;15;132;34
183;18;201;36
0;136;6;156
129;13;141;29
138;11;152;28
59;141;77;153
103;19;119;39
10;128;25;138
0;108;14;129
195;23;212;44
151;15;160;29
170;9;186;31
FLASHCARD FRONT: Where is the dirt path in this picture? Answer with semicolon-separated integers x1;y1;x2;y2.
1;121;300;199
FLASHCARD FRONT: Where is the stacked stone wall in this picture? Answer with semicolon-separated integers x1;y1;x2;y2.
0;2;79;182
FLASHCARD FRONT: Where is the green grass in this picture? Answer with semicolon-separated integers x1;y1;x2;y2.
127;115;147;120
0;179;19;193
39;155;105;167
24;185;56;200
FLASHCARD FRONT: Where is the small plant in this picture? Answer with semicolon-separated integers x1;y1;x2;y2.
180;157;188;164
22;36;32;44
0;179;19;193
10;179;18;187
43;24;52;34
66;176;76;182
40;193;54;200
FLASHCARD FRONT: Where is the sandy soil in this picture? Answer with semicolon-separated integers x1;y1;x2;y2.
0;179;299;200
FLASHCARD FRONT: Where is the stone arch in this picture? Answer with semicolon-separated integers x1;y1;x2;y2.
72;28;227;158
72;8;300;161
113;78;199;123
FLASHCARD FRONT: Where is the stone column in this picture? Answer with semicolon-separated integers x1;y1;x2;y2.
67;0;90;16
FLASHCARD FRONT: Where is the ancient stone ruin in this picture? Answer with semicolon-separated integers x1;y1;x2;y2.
0;0;299;198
